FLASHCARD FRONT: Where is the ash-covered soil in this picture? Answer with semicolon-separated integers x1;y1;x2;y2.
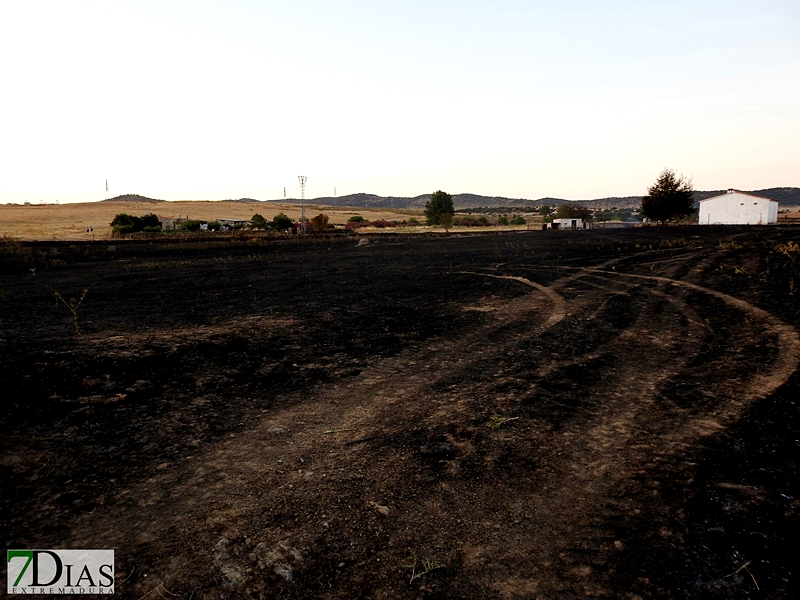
2;228;799;599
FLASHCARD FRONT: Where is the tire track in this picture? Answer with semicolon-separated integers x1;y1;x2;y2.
582;267;800;412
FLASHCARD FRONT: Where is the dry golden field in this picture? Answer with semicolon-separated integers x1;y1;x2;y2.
0;201;423;241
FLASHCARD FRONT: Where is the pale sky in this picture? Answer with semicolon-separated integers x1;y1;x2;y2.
1;0;798;203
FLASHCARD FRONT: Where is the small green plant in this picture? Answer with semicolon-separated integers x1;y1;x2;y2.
403;551;443;583
54;289;88;334
485;413;519;430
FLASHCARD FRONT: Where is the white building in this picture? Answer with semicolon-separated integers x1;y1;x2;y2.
549;218;584;230
699;189;778;225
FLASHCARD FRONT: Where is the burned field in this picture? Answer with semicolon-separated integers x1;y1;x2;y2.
2;228;800;599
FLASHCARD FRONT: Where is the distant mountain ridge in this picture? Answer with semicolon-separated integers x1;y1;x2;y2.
258;187;800;209
102;188;800;208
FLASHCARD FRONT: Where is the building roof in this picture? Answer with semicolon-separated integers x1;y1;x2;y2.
699;189;778;203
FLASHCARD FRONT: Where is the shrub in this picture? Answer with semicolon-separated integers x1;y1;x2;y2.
453;216;494;227
345;220;368;230
348;215;365;223
251;213;267;229
110;212;162;234
110;213;135;234
272;212;293;229
368;219;396;228
498;216;509;225
140;213;161;229
178;220;203;232
310;213;330;232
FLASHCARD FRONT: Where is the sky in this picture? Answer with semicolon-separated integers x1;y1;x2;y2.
1;0;798;203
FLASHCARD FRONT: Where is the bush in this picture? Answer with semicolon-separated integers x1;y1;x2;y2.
348;215;365;223
511;216;526;225
453;216;494;227
140;213;161;229
272;212;293;230
345;220;368;230
111;212;161;234
310;213;330;232
178;220;203;232
368;219;396;228
251;213;267;229
497;216;509;225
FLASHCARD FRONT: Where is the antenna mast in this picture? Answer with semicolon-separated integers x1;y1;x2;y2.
298;176;307;234
106;179;108;200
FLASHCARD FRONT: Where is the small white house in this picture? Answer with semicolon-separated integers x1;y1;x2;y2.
699;189;778;225
549;218;584;230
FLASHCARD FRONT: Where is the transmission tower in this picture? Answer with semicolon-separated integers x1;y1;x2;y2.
298;176;307;234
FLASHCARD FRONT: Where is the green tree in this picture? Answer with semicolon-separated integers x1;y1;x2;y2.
641;169;695;224
555;204;592;221
251;213;267;229
538;205;553;216
271;212;293;229
110;213;136;234
110;212;161;234
425;190;454;225
140;213;161;229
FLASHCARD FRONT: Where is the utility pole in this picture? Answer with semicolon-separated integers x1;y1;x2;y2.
298;176;307;234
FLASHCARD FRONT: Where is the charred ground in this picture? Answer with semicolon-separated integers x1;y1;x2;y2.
1;228;799;599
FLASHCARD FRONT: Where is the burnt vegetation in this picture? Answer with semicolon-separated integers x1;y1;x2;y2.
1;227;800;598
